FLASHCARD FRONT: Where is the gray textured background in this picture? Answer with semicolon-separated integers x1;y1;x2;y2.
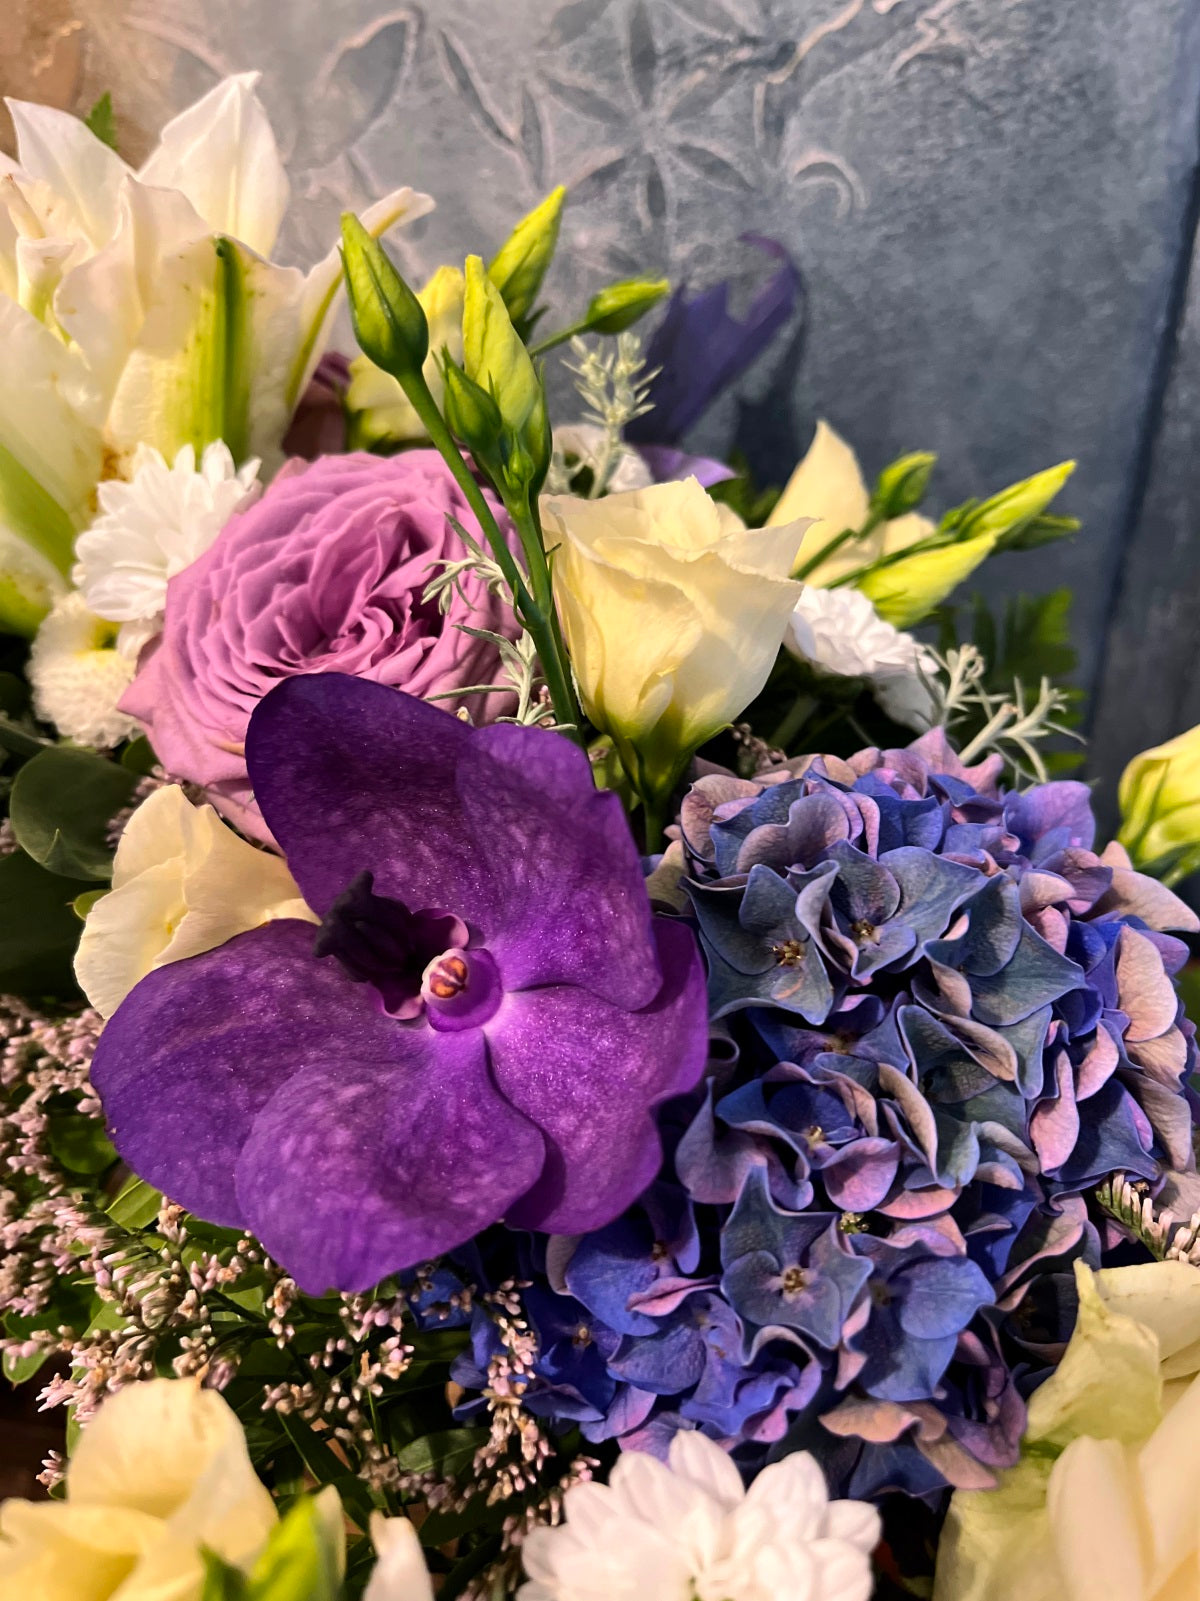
6;0;1200;818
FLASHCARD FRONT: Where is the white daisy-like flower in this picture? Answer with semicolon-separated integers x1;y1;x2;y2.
786;584;938;731
29;592;139;748
518;1432;880;1601
73;441;261;659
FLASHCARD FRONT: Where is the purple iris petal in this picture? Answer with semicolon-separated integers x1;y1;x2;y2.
626;235;802;443
634;446;736;487
91;675;708;1292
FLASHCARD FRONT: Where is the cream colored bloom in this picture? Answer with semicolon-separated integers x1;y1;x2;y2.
364;1512;435;1601
934;1259;1200;1601
348;264;465;446
519;1431;879;1601
1119;722;1200;884
544;479;806;797
768;419;933;585
0;73;431;620
0;1376;276;1601
29;591;138;747
73;441;260;659
75;784;314;1018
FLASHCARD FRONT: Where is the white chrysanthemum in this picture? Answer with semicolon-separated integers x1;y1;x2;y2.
553;423;654;495
73;441;260;658
518;1433;879;1601
786;583;938;731
29;592;139;748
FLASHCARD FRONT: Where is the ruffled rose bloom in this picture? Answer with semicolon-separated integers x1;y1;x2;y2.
122;451;517;840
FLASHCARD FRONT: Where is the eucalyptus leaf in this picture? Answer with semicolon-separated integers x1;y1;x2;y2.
10;745;137;880
106;1174;163;1230
0;848;95;998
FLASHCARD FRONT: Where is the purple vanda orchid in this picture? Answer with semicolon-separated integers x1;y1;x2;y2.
90;675;709;1294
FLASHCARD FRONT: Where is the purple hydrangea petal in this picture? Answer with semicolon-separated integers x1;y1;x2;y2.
894;1256;994;1340
494;919;708;1234
246;674;661;1008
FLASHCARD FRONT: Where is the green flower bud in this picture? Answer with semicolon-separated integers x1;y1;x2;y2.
870;451;936;521
339;213;429;380
1119;722;1200;884
585;275;670;335
462;253;545;447
956;460;1076;550
857;530;999;628
488;186;567;327
442;358;504;464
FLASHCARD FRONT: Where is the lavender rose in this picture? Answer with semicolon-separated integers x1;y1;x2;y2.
121;451;517;839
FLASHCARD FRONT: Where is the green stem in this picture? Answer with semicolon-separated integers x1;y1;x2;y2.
528;317;593;357
792;508;884;582
769;694;818;754
825;525;952;589
642;795;668;855
389;371;584;743
507;498;584;739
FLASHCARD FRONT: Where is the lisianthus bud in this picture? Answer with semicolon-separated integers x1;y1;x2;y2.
462;254;550;494
340;213;429;380
871;450;936;520
442;359;505;465
487;186;566;326
347;265;465;449
585;275;671;335
1118;721;1200;884
952;460;1076;550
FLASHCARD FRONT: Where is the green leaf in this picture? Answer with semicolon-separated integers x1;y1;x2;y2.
3;1345;50;1385
239;1495;344;1601
395;1427;486;1478
0;848;96;999
276;1413;373;1531
120;735;160;776
73;888;107;922
106;1175;163;1231
47;1109;116;1175
10;745;137;881
84;92;119;152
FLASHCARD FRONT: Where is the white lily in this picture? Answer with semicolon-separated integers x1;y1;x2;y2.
0;73;432;633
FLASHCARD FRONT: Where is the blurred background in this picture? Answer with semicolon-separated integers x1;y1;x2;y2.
4;0;1200;833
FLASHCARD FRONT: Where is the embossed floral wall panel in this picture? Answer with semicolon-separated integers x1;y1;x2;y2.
5;0;1200;770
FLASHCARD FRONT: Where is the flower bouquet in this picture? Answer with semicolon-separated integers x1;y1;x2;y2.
3;74;1200;1601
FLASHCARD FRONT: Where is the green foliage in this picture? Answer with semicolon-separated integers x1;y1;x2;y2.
10;745;137;880
0;849;95;997
84;93;119;152
202;1496;343;1601
707;451;782;528
106;1174;163;1230
935;589;1084;774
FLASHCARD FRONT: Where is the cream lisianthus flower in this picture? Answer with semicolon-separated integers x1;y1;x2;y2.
768;419;933;586
934;1259;1200;1601
73;441;261;659
75;784;314;1018
519;1431;879;1601
29;590;139;747
544;478;807;800
0;1376;276;1600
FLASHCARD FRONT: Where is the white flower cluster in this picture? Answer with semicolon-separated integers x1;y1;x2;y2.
519;1430;879;1601
786;583;938;730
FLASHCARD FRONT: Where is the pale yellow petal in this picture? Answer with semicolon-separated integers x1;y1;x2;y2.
768;418;869;551
1047;1437;1148;1601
